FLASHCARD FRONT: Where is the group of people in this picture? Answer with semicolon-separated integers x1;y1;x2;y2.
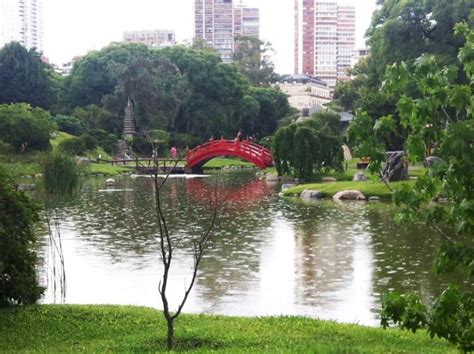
207;130;255;143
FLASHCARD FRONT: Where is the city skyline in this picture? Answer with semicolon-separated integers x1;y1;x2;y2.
40;0;376;74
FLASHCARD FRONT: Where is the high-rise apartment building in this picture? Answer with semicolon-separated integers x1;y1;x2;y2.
194;0;260;63
123;30;176;49
0;0;43;52
294;0;355;90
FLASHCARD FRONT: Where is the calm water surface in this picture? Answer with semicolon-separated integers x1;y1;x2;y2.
39;172;463;326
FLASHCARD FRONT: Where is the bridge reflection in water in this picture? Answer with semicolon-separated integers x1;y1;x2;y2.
186;177;272;210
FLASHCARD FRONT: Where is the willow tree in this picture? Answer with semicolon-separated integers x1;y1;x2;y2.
272;111;344;180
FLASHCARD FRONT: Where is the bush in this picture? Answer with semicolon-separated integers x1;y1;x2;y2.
0;103;52;152
131;136;153;155
88;129;117;155
79;134;98;150
0;140;13;155
0;166;43;305
58;137;87;156
41;152;81;195
52;115;86;136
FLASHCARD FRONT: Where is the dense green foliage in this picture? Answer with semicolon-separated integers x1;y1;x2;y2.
63;43;292;144
0;42;59;110
0;41;292;157
351;24;474;351
0;167;43;305
51;115;86;136
0;305;457;352
272;111;344;180
58;136;88;156
336;0;474;150
62;43;150;109
0;103;52;152
41;153;82;195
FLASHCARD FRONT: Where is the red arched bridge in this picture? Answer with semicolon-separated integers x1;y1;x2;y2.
186;139;273;173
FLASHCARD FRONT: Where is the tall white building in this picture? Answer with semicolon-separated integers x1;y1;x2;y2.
194;0;260;63
0;0;43;52
294;0;355;90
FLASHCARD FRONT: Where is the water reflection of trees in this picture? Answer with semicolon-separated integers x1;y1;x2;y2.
40;174;278;308
364;204;472;305
283;200;374;310
284;199;468;315
184;175;278;309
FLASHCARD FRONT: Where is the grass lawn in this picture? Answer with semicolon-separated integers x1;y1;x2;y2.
283;180;415;199
86;163;133;176
204;157;254;169
0;305;457;353
50;131;75;149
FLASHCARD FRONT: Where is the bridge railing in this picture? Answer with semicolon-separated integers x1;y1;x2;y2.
186;139;273;168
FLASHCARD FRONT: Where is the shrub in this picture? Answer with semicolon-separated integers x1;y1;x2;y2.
131;136;153;155
0;140;13;155
41;152;81;195
0;103;52;152
0;166;43;306
52;115;86;136
79;134;98;150
88;129;117;155
58;137;87;156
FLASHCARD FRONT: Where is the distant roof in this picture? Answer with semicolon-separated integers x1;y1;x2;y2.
280;74;327;86
339;111;354;122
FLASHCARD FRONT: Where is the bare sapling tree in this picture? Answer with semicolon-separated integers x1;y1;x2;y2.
133;141;224;350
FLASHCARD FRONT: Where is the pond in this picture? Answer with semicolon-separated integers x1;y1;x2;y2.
38;172;467;326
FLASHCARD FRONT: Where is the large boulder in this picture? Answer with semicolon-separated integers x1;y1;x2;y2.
301;190;325;199
424;156;444;168
76;156;91;166
332;190;366;201
265;174;280;182
353;171;368;182
281;184;296;192
16;184;36;191
322;177;337;183
382;151;408;182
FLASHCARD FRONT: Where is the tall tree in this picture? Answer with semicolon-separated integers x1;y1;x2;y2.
0;42;58;110
232;35;279;86
63;42;151;110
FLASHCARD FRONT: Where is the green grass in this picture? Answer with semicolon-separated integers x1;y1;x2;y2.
86;163;133;176
50;131;75;149
203;157;254;169
284;180;415;199
0;305;457;353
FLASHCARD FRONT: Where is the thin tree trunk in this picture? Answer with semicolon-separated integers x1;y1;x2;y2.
166;318;174;351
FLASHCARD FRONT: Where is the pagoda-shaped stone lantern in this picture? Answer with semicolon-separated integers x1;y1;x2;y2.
123;98;136;141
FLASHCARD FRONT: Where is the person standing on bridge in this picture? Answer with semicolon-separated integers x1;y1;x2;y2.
170;146;178;159
236;129;243;142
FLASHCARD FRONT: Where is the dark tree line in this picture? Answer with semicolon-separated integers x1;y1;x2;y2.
0;40;292;152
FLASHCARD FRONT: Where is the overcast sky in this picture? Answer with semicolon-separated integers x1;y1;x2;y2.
43;0;377;73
